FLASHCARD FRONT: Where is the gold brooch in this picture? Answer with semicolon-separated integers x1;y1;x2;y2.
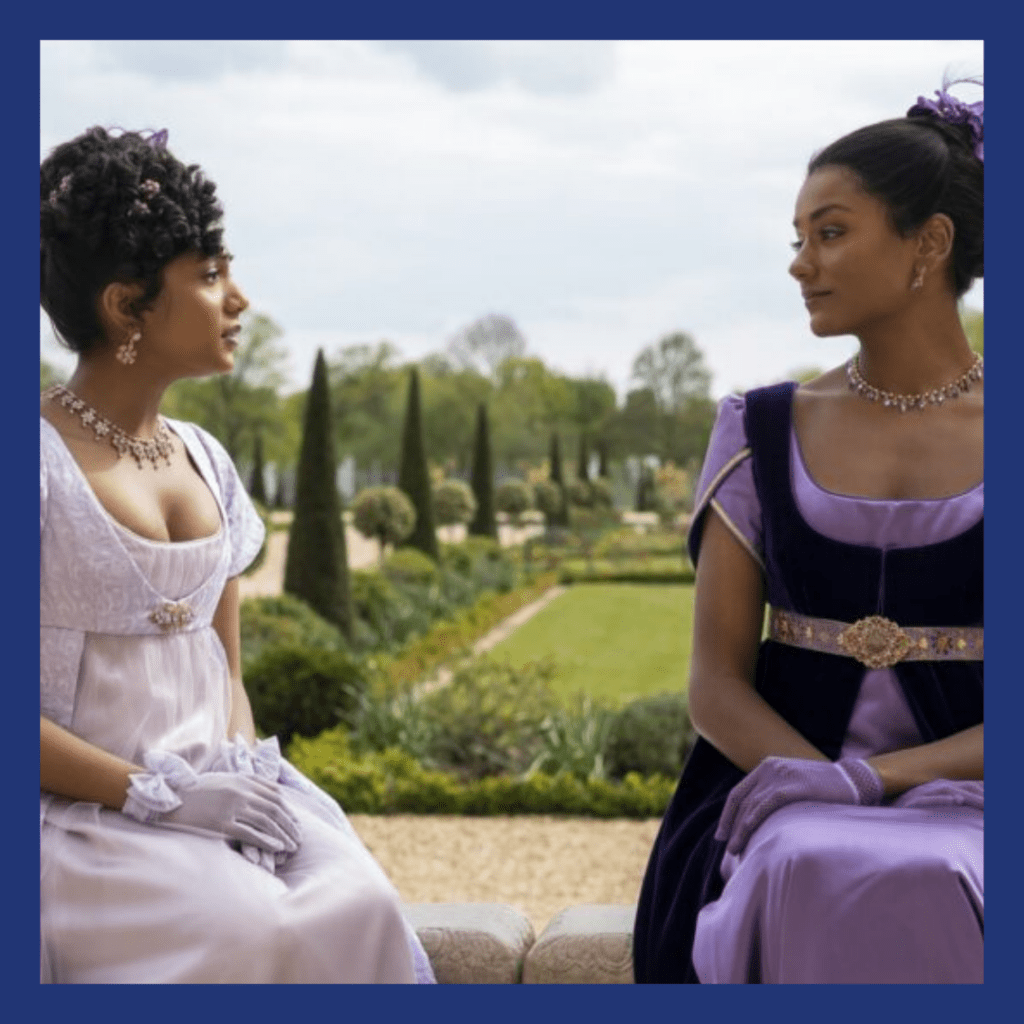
149;601;194;632
837;615;912;669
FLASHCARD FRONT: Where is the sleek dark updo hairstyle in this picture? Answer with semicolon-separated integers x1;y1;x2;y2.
808;78;983;298
40;127;225;355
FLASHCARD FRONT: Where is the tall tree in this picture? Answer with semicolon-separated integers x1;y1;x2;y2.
446;313;527;381
597;438;611;479
468;403;498;539
283;350;353;639
248;431;268;504
397;367;439;560
631;331;712;413
548;432;569;527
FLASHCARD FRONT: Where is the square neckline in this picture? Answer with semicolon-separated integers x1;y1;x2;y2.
40;414;226;547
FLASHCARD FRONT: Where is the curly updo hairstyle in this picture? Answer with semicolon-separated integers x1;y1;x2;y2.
40;127;225;355
808;80;983;299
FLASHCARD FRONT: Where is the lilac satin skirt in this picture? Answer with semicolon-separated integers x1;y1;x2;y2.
692;801;983;983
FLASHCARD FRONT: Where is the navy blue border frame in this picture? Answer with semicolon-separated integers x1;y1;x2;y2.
13;3;1019;1017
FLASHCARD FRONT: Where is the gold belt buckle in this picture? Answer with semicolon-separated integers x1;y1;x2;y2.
837;615;912;669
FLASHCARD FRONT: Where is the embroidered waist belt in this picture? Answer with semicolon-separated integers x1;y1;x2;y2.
768;608;983;669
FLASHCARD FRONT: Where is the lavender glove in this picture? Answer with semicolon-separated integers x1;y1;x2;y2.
891;779;984;812
715;756;885;856
122;748;302;863
209;734;303;873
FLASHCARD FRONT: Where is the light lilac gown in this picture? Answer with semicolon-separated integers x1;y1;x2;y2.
687;396;983;984
40;416;435;984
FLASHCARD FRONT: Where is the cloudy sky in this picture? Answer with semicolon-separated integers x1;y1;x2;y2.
40;40;983;400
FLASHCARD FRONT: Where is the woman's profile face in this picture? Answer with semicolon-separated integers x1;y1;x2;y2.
788;165;920;338
137;250;249;379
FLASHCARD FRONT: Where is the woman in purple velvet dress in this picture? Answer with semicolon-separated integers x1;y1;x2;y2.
634;80;984;983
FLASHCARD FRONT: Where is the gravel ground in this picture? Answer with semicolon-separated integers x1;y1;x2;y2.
348;814;662;934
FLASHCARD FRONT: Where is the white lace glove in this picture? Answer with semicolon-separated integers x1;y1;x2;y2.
122;749;302;860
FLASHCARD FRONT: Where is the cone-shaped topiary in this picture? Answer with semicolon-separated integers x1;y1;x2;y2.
273;468;289;510
577;432;590;483
597;437;610;479
548;431;569;527
468;402;498;539
397;366;439;560
248;431;268;504
283;349;354;639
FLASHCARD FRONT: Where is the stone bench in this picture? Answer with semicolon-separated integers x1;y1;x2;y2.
405;902;635;984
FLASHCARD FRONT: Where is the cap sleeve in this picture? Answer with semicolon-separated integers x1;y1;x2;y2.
687;394;763;570
172;420;266;579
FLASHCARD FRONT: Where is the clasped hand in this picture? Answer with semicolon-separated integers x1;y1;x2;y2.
121;745;302;862
715;756;884;856
157;771;302;854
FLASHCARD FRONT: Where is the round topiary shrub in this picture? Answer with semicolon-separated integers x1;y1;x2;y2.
533;479;563;525
245;643;370;748
352;486;416;553
495;479;533;525
433;479;477;528
603;692;694;780
566;480;594;508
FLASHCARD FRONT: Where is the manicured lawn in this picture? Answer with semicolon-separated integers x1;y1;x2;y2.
489;584;694;709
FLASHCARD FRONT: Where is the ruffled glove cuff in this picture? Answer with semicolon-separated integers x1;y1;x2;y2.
835;757;885;805
121;749;198;823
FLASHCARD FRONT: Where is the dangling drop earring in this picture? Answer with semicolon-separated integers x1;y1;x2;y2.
910;266;926;292
117;330;141;366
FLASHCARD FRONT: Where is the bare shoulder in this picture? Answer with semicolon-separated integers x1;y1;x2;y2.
793;363;849;400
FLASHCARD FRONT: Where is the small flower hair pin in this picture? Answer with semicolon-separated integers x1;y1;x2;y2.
139;179;161;199
48;173;73;208
907;82;984;162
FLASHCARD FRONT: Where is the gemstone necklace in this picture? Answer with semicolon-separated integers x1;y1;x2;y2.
846;353;983;412
44;384;174;469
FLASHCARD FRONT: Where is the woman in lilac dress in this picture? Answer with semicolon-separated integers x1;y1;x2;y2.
634;80;984;983
39;127;434;983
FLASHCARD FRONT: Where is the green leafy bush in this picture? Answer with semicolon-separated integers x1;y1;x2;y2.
246;643;370;746
593;528;685;559
559;566;694;585
603;692;694;780
528;693;614;781
415;657;560;780
289;729;674;817
384;547;441;586
240;593;347;672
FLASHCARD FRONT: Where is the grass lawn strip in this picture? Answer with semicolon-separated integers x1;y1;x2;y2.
488;583;694;709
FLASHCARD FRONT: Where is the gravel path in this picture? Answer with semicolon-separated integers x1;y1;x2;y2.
348;814;661;934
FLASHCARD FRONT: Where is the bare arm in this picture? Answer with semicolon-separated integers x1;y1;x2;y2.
213;576;257;745
868;724;982;796
40;716;140;811
689;510;983;794
687;510;829;770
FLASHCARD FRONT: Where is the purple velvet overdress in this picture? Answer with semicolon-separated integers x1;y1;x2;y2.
633;386;983;983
